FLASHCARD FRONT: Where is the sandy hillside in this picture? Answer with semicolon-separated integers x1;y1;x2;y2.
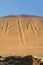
0;15;43;57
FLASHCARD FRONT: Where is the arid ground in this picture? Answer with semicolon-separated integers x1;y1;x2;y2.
0;15;43;57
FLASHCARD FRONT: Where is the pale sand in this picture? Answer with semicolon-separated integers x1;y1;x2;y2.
0;15;43;57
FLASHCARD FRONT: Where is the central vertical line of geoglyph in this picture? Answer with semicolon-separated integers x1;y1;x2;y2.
5;22;9;34
18;17;26;44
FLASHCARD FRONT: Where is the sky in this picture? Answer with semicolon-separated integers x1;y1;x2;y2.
0;0;43;16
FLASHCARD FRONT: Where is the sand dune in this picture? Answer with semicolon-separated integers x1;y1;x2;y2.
0;15;43;57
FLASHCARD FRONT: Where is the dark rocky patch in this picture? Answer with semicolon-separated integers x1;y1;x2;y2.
0;55;33;65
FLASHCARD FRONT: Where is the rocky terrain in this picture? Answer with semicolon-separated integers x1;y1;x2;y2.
0;55;41;65
0;15;43;57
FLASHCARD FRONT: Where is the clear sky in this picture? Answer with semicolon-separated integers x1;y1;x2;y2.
0;0;43;16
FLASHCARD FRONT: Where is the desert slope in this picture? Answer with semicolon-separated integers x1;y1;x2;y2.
0;15;43;57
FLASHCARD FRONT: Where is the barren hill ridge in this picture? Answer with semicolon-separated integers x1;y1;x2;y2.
0;15;43;57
